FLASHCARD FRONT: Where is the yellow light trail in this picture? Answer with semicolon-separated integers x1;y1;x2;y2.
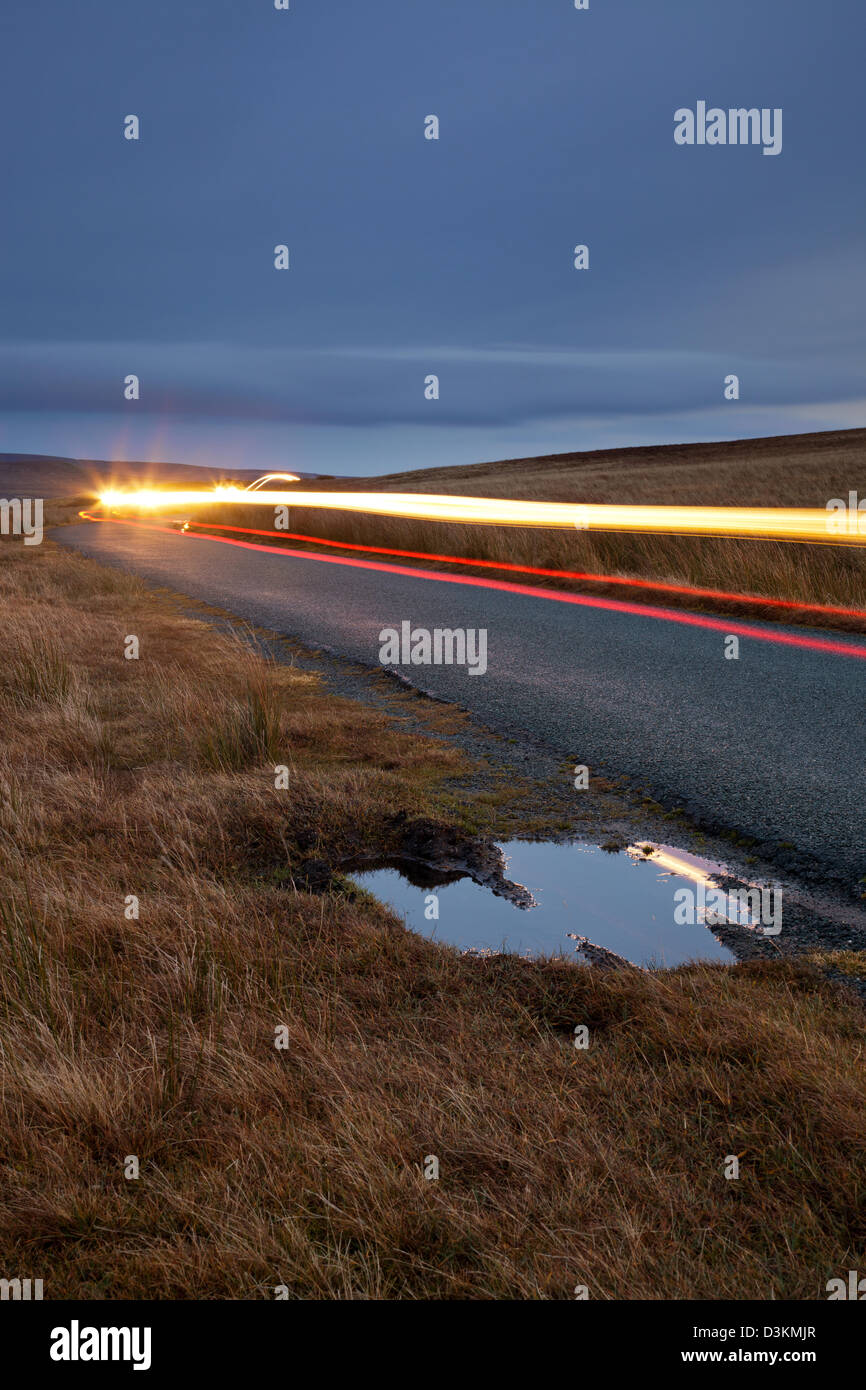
97;486;866;545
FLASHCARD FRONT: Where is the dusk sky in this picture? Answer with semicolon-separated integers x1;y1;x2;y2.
2;0;864;475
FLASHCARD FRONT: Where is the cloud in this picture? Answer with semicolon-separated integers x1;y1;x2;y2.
1;339;861;433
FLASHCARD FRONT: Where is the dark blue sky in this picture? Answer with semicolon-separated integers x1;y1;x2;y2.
2;0;864;474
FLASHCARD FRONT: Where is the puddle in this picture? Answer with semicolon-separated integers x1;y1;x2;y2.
351;840;783;967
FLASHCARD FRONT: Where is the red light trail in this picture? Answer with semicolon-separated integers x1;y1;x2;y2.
149;515;866;622
79;510;866;661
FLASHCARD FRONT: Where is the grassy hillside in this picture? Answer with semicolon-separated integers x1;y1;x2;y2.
357;427;866;503
185;429;866;627
0;455;272;499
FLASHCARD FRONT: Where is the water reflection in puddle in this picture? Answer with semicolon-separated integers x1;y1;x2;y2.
351;840;765;967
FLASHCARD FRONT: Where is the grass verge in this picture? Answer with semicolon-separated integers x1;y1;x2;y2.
0;537;863;1299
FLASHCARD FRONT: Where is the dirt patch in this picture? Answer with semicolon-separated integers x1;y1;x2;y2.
344;813;535;908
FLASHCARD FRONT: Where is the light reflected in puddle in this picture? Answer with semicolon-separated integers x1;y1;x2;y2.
351;840;770;967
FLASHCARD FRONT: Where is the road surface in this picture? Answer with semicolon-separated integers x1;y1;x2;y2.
56;520;866;887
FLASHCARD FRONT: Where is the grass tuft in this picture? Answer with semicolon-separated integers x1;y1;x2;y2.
198;678;284;771
7;631;75;707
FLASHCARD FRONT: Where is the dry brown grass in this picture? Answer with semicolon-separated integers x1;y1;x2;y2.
189;429;866;626
0;537;864;1300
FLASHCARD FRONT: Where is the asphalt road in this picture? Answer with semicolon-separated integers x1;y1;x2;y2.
56;520;866;887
